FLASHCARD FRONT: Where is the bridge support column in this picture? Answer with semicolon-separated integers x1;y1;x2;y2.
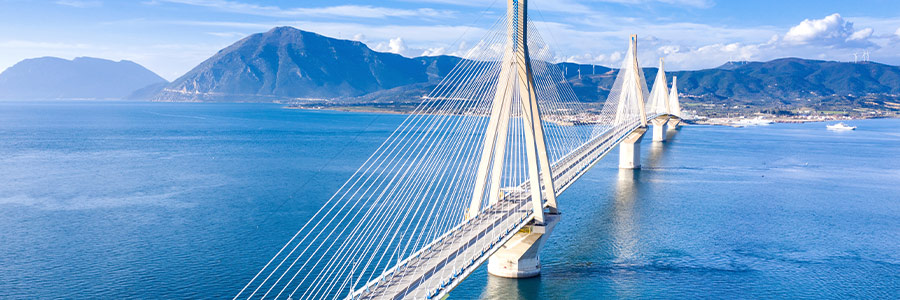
651;118;668;142
619;128;647;169
488;213;560;278
667;118;681;129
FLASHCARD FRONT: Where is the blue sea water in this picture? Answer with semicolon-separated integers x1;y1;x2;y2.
0;101;898;299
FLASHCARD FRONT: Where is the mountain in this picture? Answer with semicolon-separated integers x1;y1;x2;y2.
155;27;459;102
0;57;167;100
534;58;900;106
346;57;900;117
672;58;900;101
150;26;900;117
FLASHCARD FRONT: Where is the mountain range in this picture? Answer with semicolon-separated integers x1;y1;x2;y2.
561;59;900;108
0;57;166;100
153;27;458;102
2;26;899;116
149;26;900;116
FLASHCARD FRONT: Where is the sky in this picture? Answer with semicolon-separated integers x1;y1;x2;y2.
2;0;900;81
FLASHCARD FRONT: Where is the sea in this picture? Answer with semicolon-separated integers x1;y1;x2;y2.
1;101;898;299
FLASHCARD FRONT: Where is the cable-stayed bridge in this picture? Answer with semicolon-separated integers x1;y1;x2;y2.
236;1;683;299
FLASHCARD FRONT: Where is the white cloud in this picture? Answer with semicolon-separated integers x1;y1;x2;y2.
661;42;764;69
420;42;474;57
420;47;445;56
896;27;900;38
563;51;626;67
388;38;408;55
784;14;847;43
55;0;102;8
373;37;413;56
528;19;778;60
638;13;900;71
783;13;874;47
847;27;873;41
158;0;452;19
658;45;680;56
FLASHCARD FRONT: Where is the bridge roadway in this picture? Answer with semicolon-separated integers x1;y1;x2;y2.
353;117;658;299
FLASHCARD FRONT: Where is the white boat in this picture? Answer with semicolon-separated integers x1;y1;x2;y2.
734;116;773;126
826;122;856;131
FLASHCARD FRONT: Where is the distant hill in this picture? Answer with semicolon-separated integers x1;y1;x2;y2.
391;58;900;106
673;58;900;101
555;58;900;106
346;58;900;118
147;26;900;116
154;27;458;102
0;57;167;100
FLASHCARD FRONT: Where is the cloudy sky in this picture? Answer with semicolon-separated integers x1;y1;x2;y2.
2;0;900;80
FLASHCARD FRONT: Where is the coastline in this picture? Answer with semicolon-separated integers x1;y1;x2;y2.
283;104;607;127
284;104;414;115
692;116;888;127
284;104;896;127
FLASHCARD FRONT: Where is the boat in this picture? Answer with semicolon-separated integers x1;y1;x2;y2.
734;116;773;126
826;122;856;131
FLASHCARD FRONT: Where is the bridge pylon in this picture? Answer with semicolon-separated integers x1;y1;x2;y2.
464;0;559;279
616;35;650;169
650;58;671;142
668;76;683;129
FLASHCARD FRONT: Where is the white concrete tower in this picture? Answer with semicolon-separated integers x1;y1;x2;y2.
466;0;557;222
619;35;649;169
667;75;682;129
650;58;670;142
464;0;560;279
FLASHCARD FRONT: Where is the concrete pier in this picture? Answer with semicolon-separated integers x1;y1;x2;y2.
488;213;560;278
619;127;647;169
667;118;681;129
651;118;668;142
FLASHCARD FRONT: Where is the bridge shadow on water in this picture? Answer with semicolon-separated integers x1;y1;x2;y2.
468;168;650;300
471;169;653;299
611;169;640;266
645;129;679;169
476;274;542;300
464;129;683;299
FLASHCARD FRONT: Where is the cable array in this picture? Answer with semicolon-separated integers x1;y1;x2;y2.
647;59;670;115
593;37;651;138
234;13;650;300
669;76;682;117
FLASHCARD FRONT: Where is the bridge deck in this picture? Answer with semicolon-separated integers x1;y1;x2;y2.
353;120;648;299
358;198;531;299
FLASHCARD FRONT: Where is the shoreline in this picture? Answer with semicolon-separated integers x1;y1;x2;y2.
284;105;414;115
692;116;883;127
285;105;895;127
283;105;606;127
